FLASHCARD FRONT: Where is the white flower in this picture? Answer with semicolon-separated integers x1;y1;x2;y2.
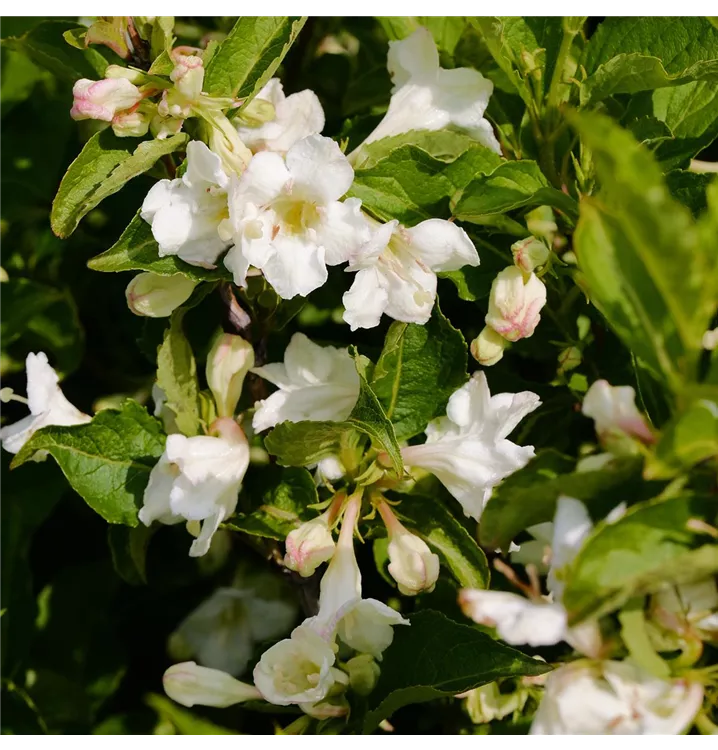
582;379;654;446
531;660;704;735
253;623;340;706
652;579;718;636
141;141;230;268
138;418;249;557
310;494;409;660
485;266;547;342
342;217;479;330
284;510;337;578
356;27;500;156
236;78;325;154
125;272;198;317
170;575;298;677
163;661;261;708
0;352;91;456
378;500;440;596
509;521;553;572
400;372;540;520
251;333;360;433
222;134;370;299
70;77;143;123
205;333;255;418
470;326;507;366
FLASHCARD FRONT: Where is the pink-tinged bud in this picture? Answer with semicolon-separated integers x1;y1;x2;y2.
206;333;255;418
486;267;547;342
582;380;654;447
170;54;204;100
470;326;507;367
125;272;197;317
284;510;336;577
378;501;440;596
163;661;261;708
511;236;550;274
70;77;143;123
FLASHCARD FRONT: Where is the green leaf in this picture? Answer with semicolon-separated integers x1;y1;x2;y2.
156;311;201;437
371;304;467;441
51;131;188;238
2;20;109;82
146;694;238;735
644;400;718;479
107;525;155;585
363;609;551;732
581;53;718;107
226;467;318;540
562;493;717;624
12;401;166;526
87;214;229;281
452;161;579;223
204;17;306;104
571;110;716;387
479;451;644;550
349;130;502;225
393;494;489;589
665;170;713;216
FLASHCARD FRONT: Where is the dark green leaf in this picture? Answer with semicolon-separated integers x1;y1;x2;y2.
146;694;238;735
107;525;155;585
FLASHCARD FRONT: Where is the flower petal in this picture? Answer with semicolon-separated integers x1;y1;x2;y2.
405;218;479;272
286;134;354;204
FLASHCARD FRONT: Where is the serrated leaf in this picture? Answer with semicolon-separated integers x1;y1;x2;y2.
11;401;165;526
156;310;200;437
665;170;713;217
204;17;306;106
562;493;717;624
452;161;578;223
479;451;644;550
226;467;318;540
51;131;188;238
87;213;229;281
363;609;550;732
371;304;467;441
393;494;489;589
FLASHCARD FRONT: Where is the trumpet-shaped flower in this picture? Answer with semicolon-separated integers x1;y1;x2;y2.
400;372;540;520
0;352;91;456
163;661;261;708
222;134;370;299
357;27;500;155
236;78;325;154
485;267;547;342
582;379;654;447
530;660;704;735
141;141;231;268
342;218;479;330
138;418;249;557
251;333;360;433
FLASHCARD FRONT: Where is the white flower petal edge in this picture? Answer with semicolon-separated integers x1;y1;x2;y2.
251;333;360;432
0;352;91;456
236;78;325;154
342;218;479;330
357;27;500;155
400;372;540;519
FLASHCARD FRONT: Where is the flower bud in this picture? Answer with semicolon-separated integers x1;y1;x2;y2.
163;661;261;708
345;654;380;696
104;65;145;83
70;77;143;123
582;379;654;447
525;206;558;244
206;333;255;418
485;267;547;342
170;54;205;100
284;511;336;577
378;501;440;596
511;236;550;274
470;326;507;366
112;102;154;138
125;272;197;318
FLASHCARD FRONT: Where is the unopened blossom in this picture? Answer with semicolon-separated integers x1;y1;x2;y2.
125;272;197;317
253;623;341;706
343;218;479;330
0;352;91;456
470;326;507;367
355;27;500;157
401;372;540;520
284;508;337;577
310;494;409;659
377;500;440;596
511;236;550;274
485;267;547;342
236;78;325;154
345;654;381;696
251;333;360;433
222;134;369;298
163;661;261;708
138;418;249;557
530;660;704;735
70;77;143;124
206;333;255;418
141;140;231;268
582;379;654;446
